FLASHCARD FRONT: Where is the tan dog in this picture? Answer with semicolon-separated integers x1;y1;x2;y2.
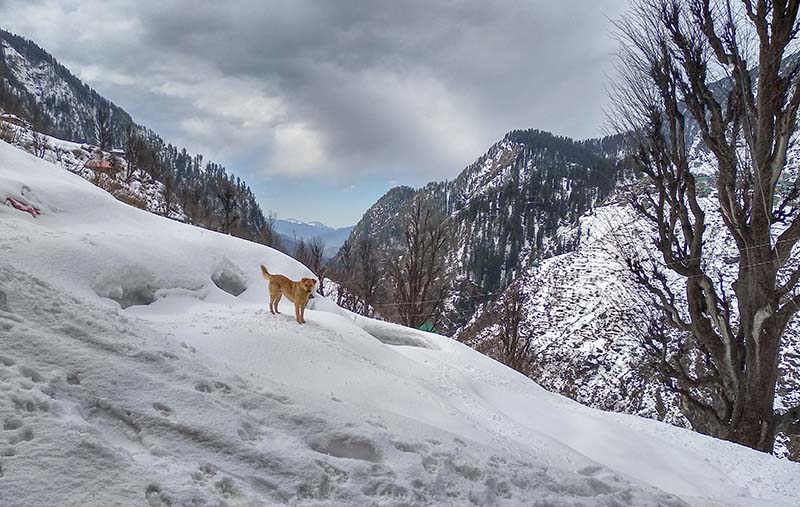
260;265;316;324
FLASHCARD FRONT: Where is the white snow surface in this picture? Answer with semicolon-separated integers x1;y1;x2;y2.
1;141;798;506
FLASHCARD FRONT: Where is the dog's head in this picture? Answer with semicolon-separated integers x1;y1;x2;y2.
301;278;317;293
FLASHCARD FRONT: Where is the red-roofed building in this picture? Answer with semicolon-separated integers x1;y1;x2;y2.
85;159;115;172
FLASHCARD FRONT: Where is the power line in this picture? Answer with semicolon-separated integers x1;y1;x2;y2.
371;291;498;307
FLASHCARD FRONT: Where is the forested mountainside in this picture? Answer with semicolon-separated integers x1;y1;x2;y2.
337;129;623;332
0;28;278;247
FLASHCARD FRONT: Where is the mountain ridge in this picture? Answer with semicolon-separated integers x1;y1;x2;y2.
0;27;280;250
334;129;623;332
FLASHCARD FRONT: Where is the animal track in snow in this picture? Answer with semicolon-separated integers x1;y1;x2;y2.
315;459;349;484
214;477;240;499
3;418;23;430
191;463;218;484
179;342;196;353
144;484;172;506
152;402;173;417
258;390;291;405
361;480;409;500
12;394;50;414
16;365;43;383
194;380;232;394
7;426;34;445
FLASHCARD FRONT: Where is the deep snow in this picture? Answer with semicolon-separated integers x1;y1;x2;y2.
1;140;798;506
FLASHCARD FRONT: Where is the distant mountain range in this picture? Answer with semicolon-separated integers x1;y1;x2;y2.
273;219;354;258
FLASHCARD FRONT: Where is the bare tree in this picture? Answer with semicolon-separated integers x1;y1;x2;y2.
0;121;17;144
294;236;327;294
30;131;48;158
497;283;533;374
123;123;145;183
216;176;239;233
355;233;382;317
93;105;115;151
386;198;448;328
332;238;359;309
611;0;800;452
308;237;328;295
161;171;177;218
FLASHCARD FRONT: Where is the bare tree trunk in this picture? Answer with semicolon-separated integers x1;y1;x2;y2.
612;0;800;452
386;198;448;328
356;234;382;317
94;105;114;151
498;284;532;374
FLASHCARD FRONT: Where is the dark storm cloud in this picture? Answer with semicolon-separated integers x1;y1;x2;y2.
2;0;628;183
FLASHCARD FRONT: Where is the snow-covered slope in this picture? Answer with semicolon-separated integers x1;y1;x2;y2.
458;176;800;460
1;141;798;506
0;115;182;221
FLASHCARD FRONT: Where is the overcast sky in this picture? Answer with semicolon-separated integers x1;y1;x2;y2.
3;0;628;226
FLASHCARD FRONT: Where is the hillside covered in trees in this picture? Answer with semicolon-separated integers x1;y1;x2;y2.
0;28;279;248
332;129;624;332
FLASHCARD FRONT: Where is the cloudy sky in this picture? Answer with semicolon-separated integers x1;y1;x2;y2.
3;0;628;226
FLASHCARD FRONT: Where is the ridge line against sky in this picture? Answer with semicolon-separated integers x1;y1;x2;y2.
1;0;628;227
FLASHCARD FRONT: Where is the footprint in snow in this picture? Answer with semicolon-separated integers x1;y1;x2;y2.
194;380;232;394
6;426;34;445
3;418;23;431
191;463;218;484
144;484;173;506
16;365;44;383
152;402;173;417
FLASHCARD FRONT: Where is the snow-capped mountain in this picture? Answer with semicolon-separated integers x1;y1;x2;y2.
337;130;623;333
274;219;354;257
0;28;131;145
3;132;800;506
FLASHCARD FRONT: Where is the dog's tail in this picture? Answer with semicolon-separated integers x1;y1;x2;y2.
260;264;271;280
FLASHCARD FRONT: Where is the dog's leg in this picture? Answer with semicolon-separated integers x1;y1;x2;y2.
300;301;307;324
273;293;282;314
295;302;303;324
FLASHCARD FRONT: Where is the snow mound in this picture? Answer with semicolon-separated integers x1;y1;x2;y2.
1;140;799;506
210;258;248;297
